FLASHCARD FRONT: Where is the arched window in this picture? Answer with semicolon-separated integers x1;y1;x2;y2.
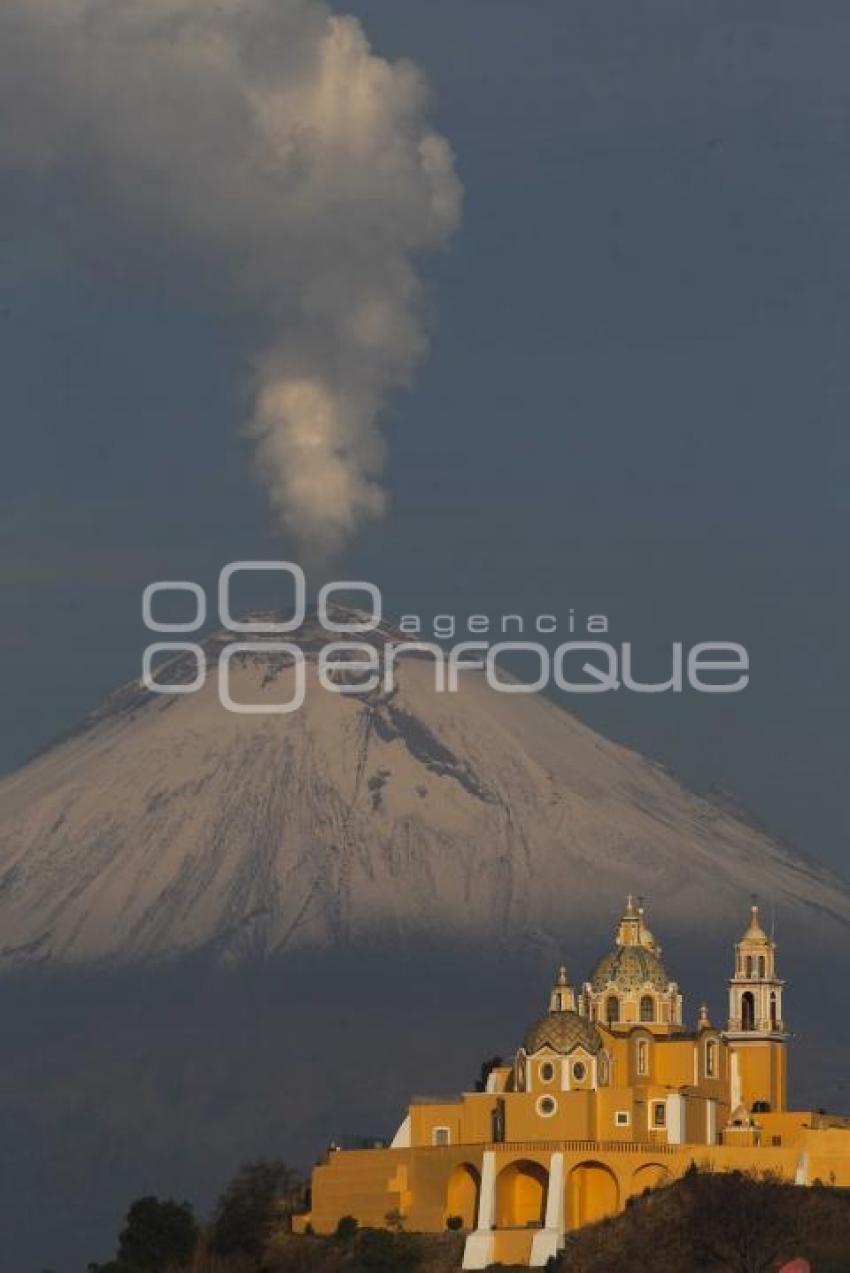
606;996;620;1024
705;1039;717;1077
758;956;766;978
637;1039;649;1076
741;992;755;1031
745;956;753;977
770;993;777;1029
640;995;654;1023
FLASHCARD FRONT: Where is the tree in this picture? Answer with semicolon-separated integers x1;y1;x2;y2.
115;1196;198;1271
474;1056;503;1092
210;1158;302;1259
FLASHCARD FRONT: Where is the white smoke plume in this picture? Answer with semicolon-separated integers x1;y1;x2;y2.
0;0;461;561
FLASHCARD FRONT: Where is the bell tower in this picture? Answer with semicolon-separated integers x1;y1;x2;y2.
724;900;788;1113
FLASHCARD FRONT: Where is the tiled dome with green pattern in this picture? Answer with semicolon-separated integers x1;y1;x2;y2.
524;1011;602;1055
590;945;671;992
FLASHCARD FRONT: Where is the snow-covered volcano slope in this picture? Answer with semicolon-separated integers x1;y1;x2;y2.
0;614;847;965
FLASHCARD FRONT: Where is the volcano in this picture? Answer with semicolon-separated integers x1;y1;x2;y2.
0;611;847;967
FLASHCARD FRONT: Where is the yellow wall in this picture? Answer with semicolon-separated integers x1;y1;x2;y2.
732;1040;787;1112
504;1089;594;1141
302;1129;850;1241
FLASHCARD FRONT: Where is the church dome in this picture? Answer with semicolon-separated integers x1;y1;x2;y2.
590;944;671;992
524;1010;602;1056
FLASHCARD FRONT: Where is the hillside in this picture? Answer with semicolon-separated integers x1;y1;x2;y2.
88;1169;850;1273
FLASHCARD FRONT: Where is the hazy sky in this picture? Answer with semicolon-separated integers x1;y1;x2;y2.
1;0;848;870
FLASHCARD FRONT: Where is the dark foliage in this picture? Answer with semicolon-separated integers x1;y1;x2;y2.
210;1159;302;1259
351;1228;422;1272
333;1215;358;1243
556;1169;850;1273
89;1195;198;1272
267;1229;433;1273
473;1056;502;1092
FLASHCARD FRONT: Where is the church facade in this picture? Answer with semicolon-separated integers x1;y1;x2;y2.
294;899;850;1268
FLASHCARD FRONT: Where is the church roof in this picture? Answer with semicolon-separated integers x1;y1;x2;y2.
590;942;672;992
524;1010;603;1056
588;896;674;992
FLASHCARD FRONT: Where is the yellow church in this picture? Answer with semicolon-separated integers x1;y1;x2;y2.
294;898;850;1268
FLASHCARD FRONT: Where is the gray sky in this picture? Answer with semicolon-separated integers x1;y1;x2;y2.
1;0;848;869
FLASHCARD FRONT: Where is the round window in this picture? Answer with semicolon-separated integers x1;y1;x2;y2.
540;1061;555;1083
572;1061;587;1082
536;1095;557;1117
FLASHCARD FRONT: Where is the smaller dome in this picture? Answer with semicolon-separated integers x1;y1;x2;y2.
524;1010;602;1056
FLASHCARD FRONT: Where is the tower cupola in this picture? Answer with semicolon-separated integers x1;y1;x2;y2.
726;899;786;1037
549;964;577;1013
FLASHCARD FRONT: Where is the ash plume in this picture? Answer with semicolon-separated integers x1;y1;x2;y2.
0;0;461;561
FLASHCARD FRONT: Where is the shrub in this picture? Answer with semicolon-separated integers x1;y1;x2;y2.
334;1215;358;1243
353;1228;422;1273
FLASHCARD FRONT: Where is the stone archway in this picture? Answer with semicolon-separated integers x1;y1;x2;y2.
446;1162;481;1229
630;1162;670;1196
567;1161;619;1228
495;1159;549;1228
